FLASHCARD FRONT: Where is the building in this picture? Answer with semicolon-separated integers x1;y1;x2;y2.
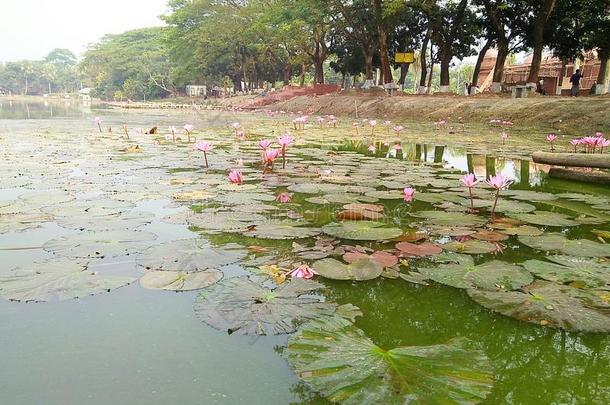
477;50;603;95
186;85;207;97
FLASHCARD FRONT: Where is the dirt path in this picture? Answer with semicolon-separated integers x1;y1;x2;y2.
237;92;610;134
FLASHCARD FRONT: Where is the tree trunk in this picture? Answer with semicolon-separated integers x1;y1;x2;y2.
597;53;608;84
374;0;392;84
419;32;430;93
300;63;307;86
283;63;292;86
363;47;375;80
491;40;509;92
527;0;557;85
557;58;568;95
427;43;434;93
471;39;492;88
398;62;411;85
439;44;451;92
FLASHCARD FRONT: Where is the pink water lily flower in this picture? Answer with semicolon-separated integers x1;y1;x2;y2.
195;141;214;152
184;124;194;133
392;143;402;151
195;141;214;167
277;134;295;147
288;264;317;279
460;173;478;210
276;192;292;203
278;134;295;169
264;148;280;169
393;125;404;135
228;169;243;185
501;132;509;144
546;133;557;151
368;144;376;154
259;139;272;149
570;138;581;152
94;117;102;133
486;174;513;218
403;187;415;202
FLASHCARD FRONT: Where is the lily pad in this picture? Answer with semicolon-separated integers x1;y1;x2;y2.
243;221;321;239
193;277;336;335
509;211;578;227
468;280;610;332
322;221;403;241
396;241;443;257
140;270;222;291
313;258;384;280
286;316;494;404
420;258;532;291
0;259;135;302
410;211;486;227
43;230;157;258
519;234;610;257
137;239;246;271
522;256;610;288
443;240;498;255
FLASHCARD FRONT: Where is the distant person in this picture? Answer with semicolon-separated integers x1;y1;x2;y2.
569;69;583;97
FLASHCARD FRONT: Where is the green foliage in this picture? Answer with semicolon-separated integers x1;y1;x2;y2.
80;27;174;100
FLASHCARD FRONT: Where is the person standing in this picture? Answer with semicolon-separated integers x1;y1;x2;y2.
569;69;583;97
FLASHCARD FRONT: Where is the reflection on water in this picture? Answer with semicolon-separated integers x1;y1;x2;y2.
0;98;94;119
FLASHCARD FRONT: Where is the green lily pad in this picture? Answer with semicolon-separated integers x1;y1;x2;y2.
140;270;222;291
509;211;578;227
471;199;536;214
313;258;383;280
286;316;494;404
519;234;610;257
522;256;610;288
137;239;246;271
322;221;403;241
410;211;486;227
443;240;498;254
467;280;610;332
193;277;337;335
43;230;157;258
0;259;136;302
242;221;321;239
420;259;532;290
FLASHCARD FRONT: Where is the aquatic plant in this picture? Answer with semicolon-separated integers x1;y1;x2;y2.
460;173;479;211
194;141;214;167
277;133;295;169
94;116;102;133
288;264;317;279
546;133;557;151
403;187;415;202
486;174;513;218
228;169;243;185
184;124;194;142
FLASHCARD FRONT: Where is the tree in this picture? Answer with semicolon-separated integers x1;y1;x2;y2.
419;0;480;92
524;0;557;86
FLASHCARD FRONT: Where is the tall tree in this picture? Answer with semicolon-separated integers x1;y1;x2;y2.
525;0;557;86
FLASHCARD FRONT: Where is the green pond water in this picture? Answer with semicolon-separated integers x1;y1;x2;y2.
0;101;609;404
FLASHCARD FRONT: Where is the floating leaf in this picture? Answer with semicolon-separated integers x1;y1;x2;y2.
519;234;610;257
43;230;157;258
286;316;494;404
322;221;403;241
443;240;498;255
420;259;532;291
137;239;246;271
343;251;398;268
140;270;222;291
243;220;321;239
468;281;610;332
396;241;443;257
410;211;486;227
0;259;135;302
522;256;610;288
509;211;578;227
193;277;336;335
313;258;383;280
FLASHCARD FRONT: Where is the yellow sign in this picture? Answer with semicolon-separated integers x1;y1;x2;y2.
395;53;415;63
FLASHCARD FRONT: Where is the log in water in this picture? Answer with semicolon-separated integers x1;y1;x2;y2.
549;167;610;185
532;151;610;169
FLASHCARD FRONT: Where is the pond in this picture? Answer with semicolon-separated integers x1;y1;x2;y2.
0;101;609;404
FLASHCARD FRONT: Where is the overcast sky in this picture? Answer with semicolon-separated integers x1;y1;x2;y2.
0;0;169;61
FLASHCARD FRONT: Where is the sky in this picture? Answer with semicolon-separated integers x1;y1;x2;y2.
0;0;169;62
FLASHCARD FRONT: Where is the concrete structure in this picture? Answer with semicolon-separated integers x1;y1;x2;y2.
186;85;207;97
477;51;605;95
